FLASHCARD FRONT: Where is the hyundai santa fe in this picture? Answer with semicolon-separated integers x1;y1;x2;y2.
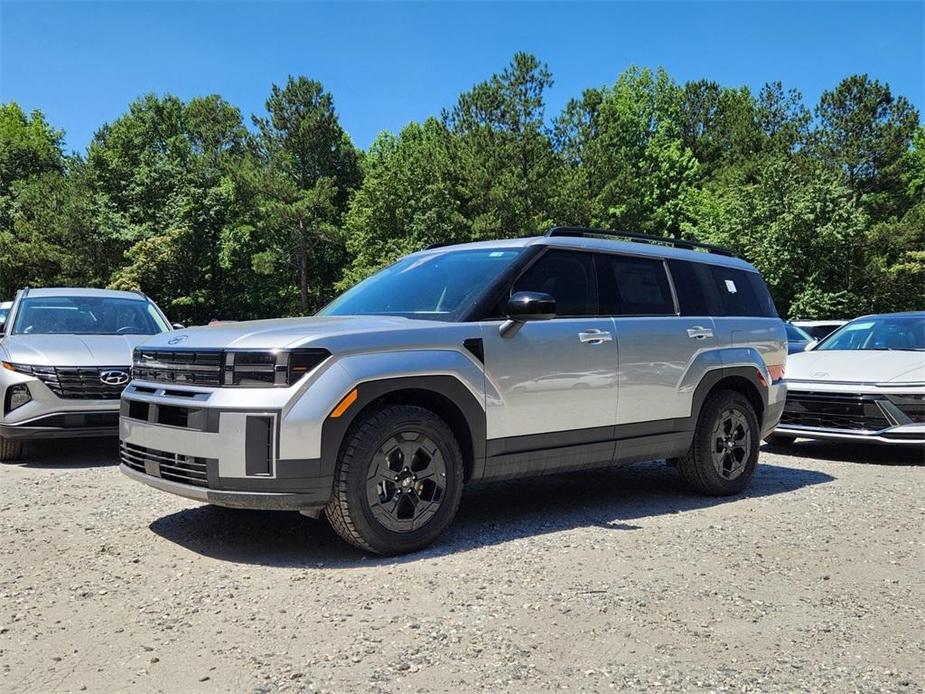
118;228;788;554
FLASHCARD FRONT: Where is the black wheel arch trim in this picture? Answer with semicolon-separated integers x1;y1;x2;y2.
320;375;487;482
691;365;769;425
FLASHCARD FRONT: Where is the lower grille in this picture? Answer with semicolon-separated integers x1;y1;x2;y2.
120;442;209;487
781;391;892;432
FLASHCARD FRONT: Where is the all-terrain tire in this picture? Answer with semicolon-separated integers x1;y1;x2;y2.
325;404;464;555
675;389;760;496
764;434;796;447
0;436;23;462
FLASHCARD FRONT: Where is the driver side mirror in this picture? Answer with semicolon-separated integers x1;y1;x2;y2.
171;323;184;330
500;291;556;337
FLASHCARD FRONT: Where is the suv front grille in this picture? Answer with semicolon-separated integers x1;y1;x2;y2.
29;365;129;400
780;391;892;432
132;350;223;386
120;442;209;487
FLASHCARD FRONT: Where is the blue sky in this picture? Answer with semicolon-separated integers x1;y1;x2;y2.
2;1;922;153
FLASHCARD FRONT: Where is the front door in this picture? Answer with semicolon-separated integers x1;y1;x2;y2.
479;249;619;476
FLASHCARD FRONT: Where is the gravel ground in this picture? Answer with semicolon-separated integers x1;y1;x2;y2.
1;439;923;693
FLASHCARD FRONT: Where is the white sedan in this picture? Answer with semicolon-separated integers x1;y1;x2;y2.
769;312;924;446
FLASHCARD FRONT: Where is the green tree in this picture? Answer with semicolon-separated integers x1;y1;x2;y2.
553;67;696;235
91;94;248;324
815;74;920;216
242;76;361;313
444;52;560;237
340;119;467;287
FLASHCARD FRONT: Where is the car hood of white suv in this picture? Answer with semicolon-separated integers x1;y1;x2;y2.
0;333;153;367
138;315;455;351
787;349;925;385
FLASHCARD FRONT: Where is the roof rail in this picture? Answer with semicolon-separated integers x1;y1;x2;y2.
423;241;458;250
545;227;735;257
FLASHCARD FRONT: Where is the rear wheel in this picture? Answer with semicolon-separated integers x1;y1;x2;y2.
675;389;760;496
0;436;23;462
764;434;796;447
325;404;464;555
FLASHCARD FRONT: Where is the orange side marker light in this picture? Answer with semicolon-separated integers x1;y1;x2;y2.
331;388;358;418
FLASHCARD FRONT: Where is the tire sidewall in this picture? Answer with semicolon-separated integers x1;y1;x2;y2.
695;392;760;494
342;407;464;554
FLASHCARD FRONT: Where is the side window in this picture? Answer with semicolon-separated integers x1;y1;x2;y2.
667;260;716;316
596;254;675;315
709;266;776;317
511;250;597;317
747;273;779;318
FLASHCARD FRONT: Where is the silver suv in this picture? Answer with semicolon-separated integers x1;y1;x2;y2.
120;228;787;554
0;287;173;460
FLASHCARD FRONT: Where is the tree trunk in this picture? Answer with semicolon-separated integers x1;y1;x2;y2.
298;220;309;313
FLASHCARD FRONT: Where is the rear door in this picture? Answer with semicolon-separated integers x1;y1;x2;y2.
598;253;711;425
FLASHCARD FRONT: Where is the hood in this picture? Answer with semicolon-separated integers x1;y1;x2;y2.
136;315;451;351
0;333;155;366
787;349;925;385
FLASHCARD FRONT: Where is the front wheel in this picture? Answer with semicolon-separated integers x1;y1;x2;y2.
674;389;760;496
325;404;464;555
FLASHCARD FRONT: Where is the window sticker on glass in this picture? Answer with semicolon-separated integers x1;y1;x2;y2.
489;251;505;257
724;279;738;294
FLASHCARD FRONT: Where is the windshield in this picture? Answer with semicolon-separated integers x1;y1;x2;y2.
785;323;811;341
815;314;925;352
12;296;169;336
320;248;523;320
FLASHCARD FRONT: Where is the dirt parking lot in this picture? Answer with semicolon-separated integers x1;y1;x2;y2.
1;440;923;693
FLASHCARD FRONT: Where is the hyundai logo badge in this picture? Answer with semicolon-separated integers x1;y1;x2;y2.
168;334;189;345
100;370;130;386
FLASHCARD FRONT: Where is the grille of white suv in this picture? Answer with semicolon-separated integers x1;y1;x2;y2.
7;364;129;399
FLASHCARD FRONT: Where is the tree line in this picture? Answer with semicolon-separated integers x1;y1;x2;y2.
1;53;922;323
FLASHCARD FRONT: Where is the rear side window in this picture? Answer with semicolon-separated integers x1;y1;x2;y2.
596;254;675;315
667;260;716;316
709;266;778;317
512;249;597;316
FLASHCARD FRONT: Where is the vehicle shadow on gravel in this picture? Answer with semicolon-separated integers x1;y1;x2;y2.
5;437;117;468
762;441;924;466
148;460;833;567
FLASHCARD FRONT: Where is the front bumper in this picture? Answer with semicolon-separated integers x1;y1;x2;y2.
774;385;925;446
1;370;122;440
1;411;119;439
119;463;329;510
118;382;334;511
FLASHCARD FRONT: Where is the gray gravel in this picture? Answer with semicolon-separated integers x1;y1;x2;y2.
1;439;923;693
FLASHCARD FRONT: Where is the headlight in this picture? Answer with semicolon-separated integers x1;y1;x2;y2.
225;349;330;387
2;361;34;376
5;384;31;412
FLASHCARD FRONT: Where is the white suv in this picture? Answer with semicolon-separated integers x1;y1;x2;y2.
0;287;174;460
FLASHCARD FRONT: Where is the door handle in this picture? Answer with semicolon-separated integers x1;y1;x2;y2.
687;326;714;340
578;329;613;344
